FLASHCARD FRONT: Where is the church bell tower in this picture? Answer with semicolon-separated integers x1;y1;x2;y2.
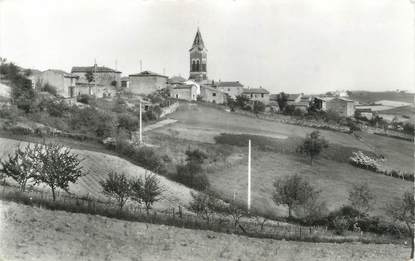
189;28;207;82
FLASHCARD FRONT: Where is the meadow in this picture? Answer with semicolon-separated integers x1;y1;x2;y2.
150;103;413;217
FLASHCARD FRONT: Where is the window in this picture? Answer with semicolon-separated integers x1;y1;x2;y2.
228;88;230;91
250;94;253;98
261;93;264;98
213;93;216;97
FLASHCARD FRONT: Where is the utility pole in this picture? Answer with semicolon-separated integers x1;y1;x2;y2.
247;139;251;212
139;101;143;144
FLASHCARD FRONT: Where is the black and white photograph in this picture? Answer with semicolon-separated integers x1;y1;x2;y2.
0;0;414;260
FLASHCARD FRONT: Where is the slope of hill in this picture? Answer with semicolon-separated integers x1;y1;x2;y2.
0;137;193;209
348;91;414;104
0;200;409;261
149;103;412;217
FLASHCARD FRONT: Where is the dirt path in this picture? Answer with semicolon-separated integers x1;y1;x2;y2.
0;200;409;261
143;118;177;132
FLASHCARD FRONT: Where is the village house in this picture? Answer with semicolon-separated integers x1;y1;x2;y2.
169;81;199;101
128;71;168;95
326;97;355;117
200;85;225;104
32;69;78;98
242;87;270;105
216;81;244;99
71;64;121;88
120;76;129;88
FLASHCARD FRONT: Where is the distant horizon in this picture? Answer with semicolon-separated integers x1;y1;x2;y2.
0;0;413;94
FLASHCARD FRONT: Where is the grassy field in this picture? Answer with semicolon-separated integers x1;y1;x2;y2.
0;200;410;261
149;103;412;217
348;91;414;104
0;137;193;210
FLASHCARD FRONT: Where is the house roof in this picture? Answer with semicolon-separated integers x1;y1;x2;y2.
71;66;121;74
217;81;243;87
189;28;205;51
172;84;193;90
120;76;129;81
242;88;270;94
201;85;221;92
43;69;78;78
129;70;168;78
168;76;187;83
328;97;354;103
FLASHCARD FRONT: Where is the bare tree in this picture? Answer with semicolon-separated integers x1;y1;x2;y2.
130;173;164;214
35;143;84;201
189;190;221;224
0;144;38;192
223;200;246;230
348;182;374;218
387;191;414;259
100;171;130;210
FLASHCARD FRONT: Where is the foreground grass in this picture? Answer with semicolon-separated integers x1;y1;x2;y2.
0;200;410;261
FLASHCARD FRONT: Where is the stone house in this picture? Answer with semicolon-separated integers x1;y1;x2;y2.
200;85;225;104
170;83;199;101
33;69;78;98
128;71;168;95
326;97;355;117
242;88;270;105
71;65;121;88
120;76;129;88
217;81;244;99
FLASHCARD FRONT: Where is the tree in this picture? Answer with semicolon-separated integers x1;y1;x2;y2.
175;149;209;190
272;174;320;218
403;122;414;136
100;171;130;210
0;145;38;192
35;143;84;201
235;95;250;110
130;173;164;214
117;113;139;139
189;190;221;223
283;105;295;115
387;191;414;259
296;131;328;165
223;200;246;230
276;92;288;111
252;101;265;115
348;183;374;217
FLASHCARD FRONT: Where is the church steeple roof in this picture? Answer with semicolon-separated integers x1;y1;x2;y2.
190;28;205;51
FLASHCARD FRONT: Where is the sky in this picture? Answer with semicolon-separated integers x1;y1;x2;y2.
0;0;413;94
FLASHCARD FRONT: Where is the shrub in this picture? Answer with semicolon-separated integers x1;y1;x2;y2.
332;216;349;235
252;101;265;114
175;162;210;191
77;94;93;104
41;83;57;96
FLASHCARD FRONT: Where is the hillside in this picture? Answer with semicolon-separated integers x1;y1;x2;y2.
0;137;193;209
0;200;409;261
348;91;414;104
149;103;413;217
